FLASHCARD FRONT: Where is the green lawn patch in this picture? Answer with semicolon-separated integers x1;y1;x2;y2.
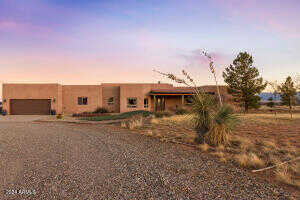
80;110;152;121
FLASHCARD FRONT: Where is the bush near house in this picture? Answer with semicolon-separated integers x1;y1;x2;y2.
154;111;172;118
56;114;63;119
93;107;109;114
80;110;152;121
72;107;110;117
174;108;189;115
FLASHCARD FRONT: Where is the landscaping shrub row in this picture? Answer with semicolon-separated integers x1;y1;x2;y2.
73;107;109;117
80;110;152;121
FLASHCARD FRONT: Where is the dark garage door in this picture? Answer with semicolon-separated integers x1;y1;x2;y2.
10;99;51;115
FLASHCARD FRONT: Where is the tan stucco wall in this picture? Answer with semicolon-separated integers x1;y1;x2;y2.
101;85;120;113
119;83;173;113
62;85;102;114
2;83;231;115
2;83;62;114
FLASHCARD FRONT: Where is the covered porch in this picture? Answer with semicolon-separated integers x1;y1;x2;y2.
149;89;194;112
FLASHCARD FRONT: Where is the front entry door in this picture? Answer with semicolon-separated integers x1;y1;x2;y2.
156;96;165;112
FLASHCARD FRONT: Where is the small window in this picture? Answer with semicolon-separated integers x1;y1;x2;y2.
184;96;193;105
144;98;149;108
78;97;88;105
206;92;215;95
78;97;83;105
108;97;114;105
127;98;137;108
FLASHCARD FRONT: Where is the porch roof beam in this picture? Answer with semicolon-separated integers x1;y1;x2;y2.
149;93;193;96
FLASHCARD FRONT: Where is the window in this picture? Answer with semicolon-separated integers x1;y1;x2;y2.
184;96;193;105
206;92;215;95
78;97;88;105
144;98;149;108
127;97;137;108
108;97;114;105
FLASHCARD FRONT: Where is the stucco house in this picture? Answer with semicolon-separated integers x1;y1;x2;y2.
2;83;231;115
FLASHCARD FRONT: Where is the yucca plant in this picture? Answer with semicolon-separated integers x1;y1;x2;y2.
206;104;238;146
155;50;239;146
191;92;215;144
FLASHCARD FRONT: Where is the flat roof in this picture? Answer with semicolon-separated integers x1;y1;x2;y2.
149;87;218;95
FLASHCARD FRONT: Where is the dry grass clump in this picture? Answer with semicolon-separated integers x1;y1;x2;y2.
198;143;210;152
234;152;265;168
234;153;248;167
216;145;225;151
144;130;153;137
275;165;293;185
159;114;192;125
272;159;300;188
229;135;254;150
290;162;300;176
151;118;160;124
121;115;144;130
211;151;228;163
259;140;278;153
267;155;282;166
262;140;277;149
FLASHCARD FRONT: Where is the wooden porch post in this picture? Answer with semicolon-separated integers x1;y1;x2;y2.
181;95;184;108
154;95;157;112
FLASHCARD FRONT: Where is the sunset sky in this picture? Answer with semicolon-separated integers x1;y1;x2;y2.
1;0;299;93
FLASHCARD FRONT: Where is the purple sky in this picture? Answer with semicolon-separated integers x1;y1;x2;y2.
1;0;299;93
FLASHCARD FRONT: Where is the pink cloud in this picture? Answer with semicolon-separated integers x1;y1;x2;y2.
179;49;231;67
214;0;300;38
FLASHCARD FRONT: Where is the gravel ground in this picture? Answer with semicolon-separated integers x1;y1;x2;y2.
0;120;294;199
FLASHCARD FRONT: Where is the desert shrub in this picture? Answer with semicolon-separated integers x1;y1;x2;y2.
151;118;160;124
234;152;264;168
229;135;254;150
174;108;188;115
121;115;144;130
275;165;292;185
56;114;63;119
94;107;109;114
154;111;171;118
198;143;210;152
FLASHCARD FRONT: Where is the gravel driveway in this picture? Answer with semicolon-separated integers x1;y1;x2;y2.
0;120;293;199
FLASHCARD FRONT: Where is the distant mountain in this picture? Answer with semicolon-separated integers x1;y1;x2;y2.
259;92;300;102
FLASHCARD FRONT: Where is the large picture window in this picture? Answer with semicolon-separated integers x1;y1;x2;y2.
78;97;88;105
127;98;137;108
